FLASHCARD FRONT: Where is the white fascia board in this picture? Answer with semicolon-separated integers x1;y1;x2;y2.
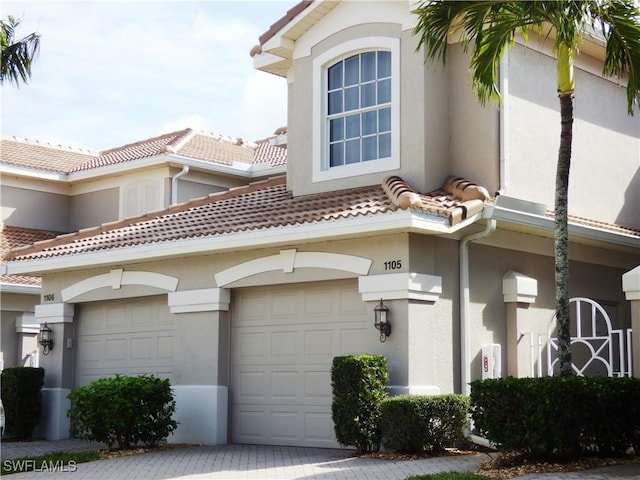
0;282;41;294
6;209;480;275
67;154;284;181
252;52;288;71
492;206;640;249
0;164;67;182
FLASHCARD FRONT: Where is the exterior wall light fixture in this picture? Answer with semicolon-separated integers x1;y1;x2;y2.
39;322;53;355
374;299;391;342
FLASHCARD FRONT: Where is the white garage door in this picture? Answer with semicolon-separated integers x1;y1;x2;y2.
231;280;370;447
74;296;175;387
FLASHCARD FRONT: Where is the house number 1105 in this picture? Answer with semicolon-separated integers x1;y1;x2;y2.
384;260;402;270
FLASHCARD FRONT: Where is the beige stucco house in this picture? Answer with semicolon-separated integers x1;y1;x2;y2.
3;1;639;448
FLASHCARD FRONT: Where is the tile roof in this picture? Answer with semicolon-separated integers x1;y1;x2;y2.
258;1;313;46
6;175;487;263
1;225;65;286
1;129;287;175
546;212;640;238
0;137;96;174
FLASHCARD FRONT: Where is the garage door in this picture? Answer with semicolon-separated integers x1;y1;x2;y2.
74;296;175;386
231;280;369;447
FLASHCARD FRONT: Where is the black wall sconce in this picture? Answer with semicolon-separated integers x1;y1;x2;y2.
374;299;391;342
39;322;53;355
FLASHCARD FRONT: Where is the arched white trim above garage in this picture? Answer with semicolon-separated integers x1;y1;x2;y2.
214;249;372;287
61;269;179;302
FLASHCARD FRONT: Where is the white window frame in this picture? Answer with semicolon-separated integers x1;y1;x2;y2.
312;37;400;183
120;178;163;219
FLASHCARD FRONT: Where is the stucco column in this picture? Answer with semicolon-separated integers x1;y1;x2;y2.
167;287;230;445
359;272;443;395
34;303;75;440
622;266;640;377
503;271;538;378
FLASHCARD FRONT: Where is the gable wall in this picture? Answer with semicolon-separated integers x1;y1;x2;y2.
1;185;70;232
287;1;450;197
69;188;119;231
507;43;640;228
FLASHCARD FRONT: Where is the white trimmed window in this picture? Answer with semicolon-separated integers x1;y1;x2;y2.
313;37;400;182
121;179;162;219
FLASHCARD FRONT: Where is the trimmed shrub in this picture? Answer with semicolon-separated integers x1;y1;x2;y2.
0;367;44;439
67;374;178;449
381;394;469;453
331;354;389;453
470;376;640;458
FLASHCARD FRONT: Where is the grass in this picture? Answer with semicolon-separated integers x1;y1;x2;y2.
406;474;490;480
1;450;100;475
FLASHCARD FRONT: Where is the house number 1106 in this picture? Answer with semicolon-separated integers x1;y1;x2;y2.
384;260;402;270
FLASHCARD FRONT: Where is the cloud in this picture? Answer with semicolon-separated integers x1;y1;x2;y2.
2;1;293;150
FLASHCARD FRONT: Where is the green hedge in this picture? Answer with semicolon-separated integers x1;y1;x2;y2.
67;374;178;449
380;394;469;453
331;354;389;453
470;376;640;458
0;367;45;439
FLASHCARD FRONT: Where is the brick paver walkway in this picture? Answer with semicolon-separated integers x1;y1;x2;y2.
1;439;638;480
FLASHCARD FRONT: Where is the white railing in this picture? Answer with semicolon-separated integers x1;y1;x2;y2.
22;349;39;368
527;298;633;378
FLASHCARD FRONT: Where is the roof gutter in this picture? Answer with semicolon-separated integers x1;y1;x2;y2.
0;282;41;295
492;202;639;250
6;209;483;276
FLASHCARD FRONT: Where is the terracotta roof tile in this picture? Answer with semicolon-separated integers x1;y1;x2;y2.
0;137;96;173
6;176;487;263
71;129;194;172
545;212;640;237
258;1;313;45
1;225;65;286
177;132;255;166
253;141;287;167
2;129;286;174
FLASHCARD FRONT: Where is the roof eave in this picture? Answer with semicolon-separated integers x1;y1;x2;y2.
492;205;640;252
254;0;340;76
0;282;41;294
5;209;481;276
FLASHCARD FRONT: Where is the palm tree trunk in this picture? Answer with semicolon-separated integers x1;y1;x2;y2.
555;91;573;376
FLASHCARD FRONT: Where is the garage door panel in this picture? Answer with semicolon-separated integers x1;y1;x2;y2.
233;405;335;447
75;297;175;387
231;280;368;447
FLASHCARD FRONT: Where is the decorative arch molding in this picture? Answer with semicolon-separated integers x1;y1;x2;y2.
61;269;179;302
214;249;372;287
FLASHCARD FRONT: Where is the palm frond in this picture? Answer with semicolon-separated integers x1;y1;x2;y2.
592;0;640;114
0;15;40;87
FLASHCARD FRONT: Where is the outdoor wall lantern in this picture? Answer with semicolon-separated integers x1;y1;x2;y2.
39;322;53;355
373;299;391;342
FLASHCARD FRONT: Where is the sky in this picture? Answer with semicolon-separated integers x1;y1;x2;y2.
2;0;299;152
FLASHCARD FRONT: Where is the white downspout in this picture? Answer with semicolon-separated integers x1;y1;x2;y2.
459;215;497;396
498;49;509;195
460;213;496;448
171;165;189;205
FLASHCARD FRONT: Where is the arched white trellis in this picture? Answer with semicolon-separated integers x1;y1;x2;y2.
547;297;629;377
61;269;179;302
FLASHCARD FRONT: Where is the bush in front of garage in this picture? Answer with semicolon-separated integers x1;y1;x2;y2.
67;374;178;450
380;394;469;453
0;367;45;439
331;354;389;454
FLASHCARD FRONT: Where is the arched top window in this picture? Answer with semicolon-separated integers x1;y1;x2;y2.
313;37;400;182
327;50;392;167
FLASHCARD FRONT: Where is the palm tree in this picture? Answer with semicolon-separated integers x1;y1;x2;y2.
1;15;40;87
413;1;640;376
